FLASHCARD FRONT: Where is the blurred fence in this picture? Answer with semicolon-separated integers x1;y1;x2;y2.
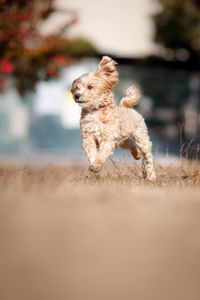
0;58;199;164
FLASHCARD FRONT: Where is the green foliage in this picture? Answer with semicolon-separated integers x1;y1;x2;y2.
153;0;200;61
66;37;99;57
0;0;98;94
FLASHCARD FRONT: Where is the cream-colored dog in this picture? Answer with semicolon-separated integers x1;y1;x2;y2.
71;56;156;180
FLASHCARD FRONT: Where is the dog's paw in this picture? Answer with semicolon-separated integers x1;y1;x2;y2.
146;172;156;181
89;160;102;173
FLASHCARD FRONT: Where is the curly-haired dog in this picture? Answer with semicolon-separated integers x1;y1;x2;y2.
71;56;156;180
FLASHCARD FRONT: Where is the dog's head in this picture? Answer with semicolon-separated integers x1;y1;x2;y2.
71;56;118;110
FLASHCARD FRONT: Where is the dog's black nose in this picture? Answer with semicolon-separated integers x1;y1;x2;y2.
75;93;81;100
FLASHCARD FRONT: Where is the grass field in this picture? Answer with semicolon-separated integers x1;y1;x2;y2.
0;159;200;300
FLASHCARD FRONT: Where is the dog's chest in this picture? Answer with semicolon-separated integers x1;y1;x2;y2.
81;111;116;138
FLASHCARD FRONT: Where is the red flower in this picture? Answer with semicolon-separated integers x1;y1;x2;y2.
53;56;67;67
1;60;15;74
18;14;28;21
21;32;30;42
46;67;56;77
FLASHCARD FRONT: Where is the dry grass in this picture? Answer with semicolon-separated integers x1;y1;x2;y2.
0;158;200;189
0;160;200;300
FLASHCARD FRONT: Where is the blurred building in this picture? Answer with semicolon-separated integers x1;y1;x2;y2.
41;0;159;58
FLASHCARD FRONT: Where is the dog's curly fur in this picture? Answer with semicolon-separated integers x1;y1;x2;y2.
71;56;156;180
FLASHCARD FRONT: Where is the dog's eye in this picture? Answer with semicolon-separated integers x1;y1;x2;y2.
88;85;93;90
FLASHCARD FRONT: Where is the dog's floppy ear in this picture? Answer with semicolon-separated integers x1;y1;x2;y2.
96;56;119;88
71;78;78;94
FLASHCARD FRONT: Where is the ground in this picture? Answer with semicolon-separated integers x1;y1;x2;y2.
0;160;200;300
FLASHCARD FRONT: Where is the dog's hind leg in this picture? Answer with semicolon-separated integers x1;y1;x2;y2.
120;139;142;160
133;131;156;181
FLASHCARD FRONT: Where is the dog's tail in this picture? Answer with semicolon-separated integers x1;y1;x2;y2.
119;86;141;108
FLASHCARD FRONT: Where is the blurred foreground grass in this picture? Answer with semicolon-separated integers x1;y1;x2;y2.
0;160;200;300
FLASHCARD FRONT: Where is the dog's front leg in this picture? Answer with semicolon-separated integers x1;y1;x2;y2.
82;136;98;169
89;141;115;173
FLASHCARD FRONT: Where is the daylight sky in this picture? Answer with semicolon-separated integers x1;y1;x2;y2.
41;0;160;57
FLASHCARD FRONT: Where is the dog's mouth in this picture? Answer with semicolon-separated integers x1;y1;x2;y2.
77;100;88;107
74;99;85;104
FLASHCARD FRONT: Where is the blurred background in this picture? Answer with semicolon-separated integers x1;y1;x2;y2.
0;0;200;166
